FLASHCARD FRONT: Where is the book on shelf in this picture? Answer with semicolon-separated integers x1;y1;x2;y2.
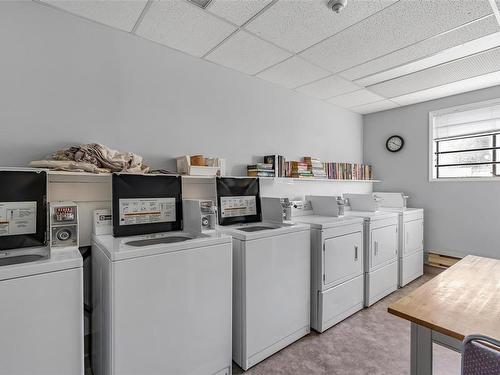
247;163;273;170
249;156;374;181
247;170;275;177
264;155;286;177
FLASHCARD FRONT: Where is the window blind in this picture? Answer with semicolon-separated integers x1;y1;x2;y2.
433;101;500;140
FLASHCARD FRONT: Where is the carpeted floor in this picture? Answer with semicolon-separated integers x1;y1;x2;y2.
233;274;461;375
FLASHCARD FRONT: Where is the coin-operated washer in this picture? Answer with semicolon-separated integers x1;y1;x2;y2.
215;177;310;371
91;174;232;375
0;168;84;375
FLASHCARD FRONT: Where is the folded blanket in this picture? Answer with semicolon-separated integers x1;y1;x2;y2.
30;143;150;173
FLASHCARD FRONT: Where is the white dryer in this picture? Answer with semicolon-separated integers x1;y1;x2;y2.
344;205;399;307
293;212;365;333
374;192;424;287
91;174;233;375
216;178;310;371
0;169;84;375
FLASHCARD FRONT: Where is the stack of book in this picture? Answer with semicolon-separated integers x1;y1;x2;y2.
247;163;274;177
324;163;373;180
290;161;313;178
304;157;327;179
264;155;286;177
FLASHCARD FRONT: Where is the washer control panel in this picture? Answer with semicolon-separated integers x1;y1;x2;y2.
49;201;79;248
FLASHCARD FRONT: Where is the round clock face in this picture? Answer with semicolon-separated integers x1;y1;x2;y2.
386;135;404;152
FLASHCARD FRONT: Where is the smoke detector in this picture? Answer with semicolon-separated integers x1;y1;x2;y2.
328;0;348;13
187;0;213;9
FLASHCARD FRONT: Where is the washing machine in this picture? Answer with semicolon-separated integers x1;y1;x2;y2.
215;177;310;370
0;168;84;375
344;194;399;307
288;196;365;333
91;173;232;375
374;192;424;287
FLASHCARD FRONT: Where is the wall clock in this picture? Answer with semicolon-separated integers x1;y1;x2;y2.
386;135;404;152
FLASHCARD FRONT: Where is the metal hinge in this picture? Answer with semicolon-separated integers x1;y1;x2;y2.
323;274;326;283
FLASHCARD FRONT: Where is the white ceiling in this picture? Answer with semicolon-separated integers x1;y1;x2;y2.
37;0;500;115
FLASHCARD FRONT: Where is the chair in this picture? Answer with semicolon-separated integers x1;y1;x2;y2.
462;334;500;375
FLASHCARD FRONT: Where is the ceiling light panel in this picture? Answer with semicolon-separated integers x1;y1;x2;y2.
296;75;360;100
205;30;291;75
340;15;500;82
208;0;273;26
356;31;500;87
41;0;148;32
367;46;500;98
245;0;396;53
256;56;330;89
350;99;400;114
135;0;236;57
391;70;500;106
300;0;494;73
326;89;385;108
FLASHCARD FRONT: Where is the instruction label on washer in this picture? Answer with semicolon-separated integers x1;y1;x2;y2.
220;196;257;218
119;198;176;226
0;201;37;237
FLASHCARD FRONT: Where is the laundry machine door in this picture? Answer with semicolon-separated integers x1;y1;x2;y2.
323;231;363;288
403;219;424;256
370;224;398;270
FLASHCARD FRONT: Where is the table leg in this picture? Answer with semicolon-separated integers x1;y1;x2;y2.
411;323;433;375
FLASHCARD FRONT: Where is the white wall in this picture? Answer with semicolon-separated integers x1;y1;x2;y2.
0;1;363;176
364;85;500;260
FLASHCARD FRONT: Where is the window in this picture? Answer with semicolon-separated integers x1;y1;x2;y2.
429;99;500;180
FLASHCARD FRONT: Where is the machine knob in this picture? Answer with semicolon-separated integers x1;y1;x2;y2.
201;217;209;228
56;229;71;241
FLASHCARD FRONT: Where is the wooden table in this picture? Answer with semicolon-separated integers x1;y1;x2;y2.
388;255;500;375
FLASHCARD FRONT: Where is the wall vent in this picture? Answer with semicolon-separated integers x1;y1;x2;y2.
187;0;213;9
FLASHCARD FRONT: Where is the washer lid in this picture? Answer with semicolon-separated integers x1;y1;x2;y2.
344;210;399;221
293;215;364;229
93;231;232;261
0;247;82;281
217;221;309;241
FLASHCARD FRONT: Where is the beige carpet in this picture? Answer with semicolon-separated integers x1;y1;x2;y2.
233;274;461;375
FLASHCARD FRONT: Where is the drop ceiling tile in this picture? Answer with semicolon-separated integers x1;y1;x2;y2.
41;0;148;32
256;56;330;89
349;100;399;114
391;70;500;106
326;89;385;108
340;15;500;82
301;0;494;73
208;0;273;26
296;75;360;99
367;46;500;98
205;30;291;75
246;0;396;53
135;0;237;57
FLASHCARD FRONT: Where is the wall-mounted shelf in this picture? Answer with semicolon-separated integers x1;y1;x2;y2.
43;171;379;183
259;177;380;183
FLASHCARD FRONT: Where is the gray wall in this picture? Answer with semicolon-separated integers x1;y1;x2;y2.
0;1;363;175
364;85;500;259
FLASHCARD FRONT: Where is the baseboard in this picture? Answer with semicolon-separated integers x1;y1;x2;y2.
426;251;461;268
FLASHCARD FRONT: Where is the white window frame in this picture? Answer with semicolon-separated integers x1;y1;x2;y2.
429;98;500;182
